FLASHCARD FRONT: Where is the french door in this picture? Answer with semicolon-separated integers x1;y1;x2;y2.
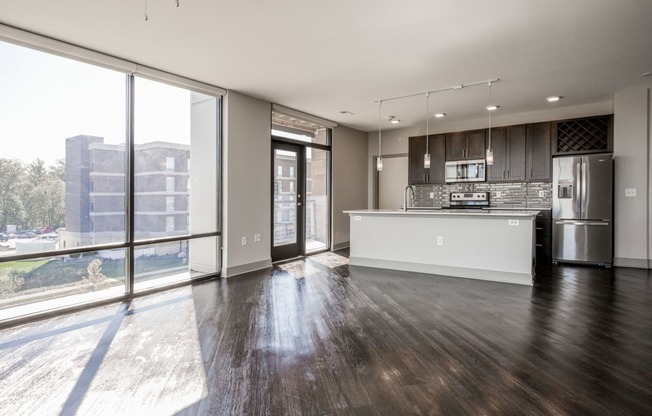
272;141;305;261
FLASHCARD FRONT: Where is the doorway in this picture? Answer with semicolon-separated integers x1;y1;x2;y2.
375;154;409;209
272;141;304;261
272;138;331;262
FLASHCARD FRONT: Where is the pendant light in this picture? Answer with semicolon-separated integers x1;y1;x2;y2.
486;81;494;165
424;92;431;169
377;100;383;171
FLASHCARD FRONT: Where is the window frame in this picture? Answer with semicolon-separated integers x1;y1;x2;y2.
0;33;224;327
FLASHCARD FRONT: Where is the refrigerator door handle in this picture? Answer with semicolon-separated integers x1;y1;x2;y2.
581;162;588;215
555;220;609;226
575;161;582;216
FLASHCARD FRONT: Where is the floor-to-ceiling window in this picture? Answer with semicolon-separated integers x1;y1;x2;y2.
0;37;222;325
271;111;331;262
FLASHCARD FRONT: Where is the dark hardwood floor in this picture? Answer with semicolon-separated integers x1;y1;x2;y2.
1;251;651;415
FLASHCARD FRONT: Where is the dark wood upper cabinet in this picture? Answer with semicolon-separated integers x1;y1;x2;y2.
552;115;612;156
466;130;487;160
526;122;551;181
408;136;428;185
446;130;486;161
507;125;527;180
487;127;507;181
408;134;446;185
445;132;466;161
428;134;446;183
487;125;526;181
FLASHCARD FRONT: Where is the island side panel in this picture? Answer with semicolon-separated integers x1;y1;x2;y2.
348;213;534;285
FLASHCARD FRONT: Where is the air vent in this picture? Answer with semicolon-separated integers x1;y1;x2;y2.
556;116;611;153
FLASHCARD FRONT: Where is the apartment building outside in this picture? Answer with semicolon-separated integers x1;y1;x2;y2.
60;135;190;249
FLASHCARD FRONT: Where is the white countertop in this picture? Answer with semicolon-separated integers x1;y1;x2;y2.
344;209;538;218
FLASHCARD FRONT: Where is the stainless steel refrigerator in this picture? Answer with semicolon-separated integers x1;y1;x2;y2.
552;153;613;266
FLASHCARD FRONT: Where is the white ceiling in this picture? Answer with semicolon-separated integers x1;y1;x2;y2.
1;0;651;132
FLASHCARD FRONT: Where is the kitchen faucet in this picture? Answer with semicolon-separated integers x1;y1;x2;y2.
403;185;415;211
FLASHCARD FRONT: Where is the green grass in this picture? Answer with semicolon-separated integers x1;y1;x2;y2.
0;259;50;273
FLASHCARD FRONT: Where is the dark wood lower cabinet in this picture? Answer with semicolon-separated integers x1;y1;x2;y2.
535;209;552;262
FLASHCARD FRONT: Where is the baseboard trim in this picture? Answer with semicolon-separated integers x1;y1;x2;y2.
222;259;272;278
332;241;350;251
613;257;650;269
349;256;533;286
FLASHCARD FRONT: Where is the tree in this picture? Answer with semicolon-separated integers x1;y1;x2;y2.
82;259;110;291
22;158;65;229
0;158;26;231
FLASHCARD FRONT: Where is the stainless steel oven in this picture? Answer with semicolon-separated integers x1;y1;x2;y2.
445;159;486;183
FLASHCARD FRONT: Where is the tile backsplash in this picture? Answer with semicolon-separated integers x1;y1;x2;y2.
413;181;552;209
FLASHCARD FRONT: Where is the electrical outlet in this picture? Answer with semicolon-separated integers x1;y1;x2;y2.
496;191;502;198
429;192;435;199
436;236;444;246
254;234;261;242
538;190;545;197
625;188;637;197
241;236;247;246
508;219;520;226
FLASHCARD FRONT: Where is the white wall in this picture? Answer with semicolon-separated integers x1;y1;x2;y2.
331;125;368;249
613;79;652;268
222;91;272;277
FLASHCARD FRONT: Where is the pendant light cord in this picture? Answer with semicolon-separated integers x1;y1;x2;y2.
488;81;492;149
378;100;383;159
426;92;430;154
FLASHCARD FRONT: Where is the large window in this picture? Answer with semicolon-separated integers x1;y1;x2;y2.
0;39;221;324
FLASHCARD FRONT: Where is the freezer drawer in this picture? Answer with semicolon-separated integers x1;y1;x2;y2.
552;220;612;265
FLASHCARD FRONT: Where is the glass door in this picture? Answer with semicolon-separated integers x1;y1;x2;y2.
272;141;304;261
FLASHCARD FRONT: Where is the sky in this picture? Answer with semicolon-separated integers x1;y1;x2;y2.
0;41;191;165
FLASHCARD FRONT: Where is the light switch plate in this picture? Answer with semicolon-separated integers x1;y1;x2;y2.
625;188;637;197
354;216;362;221
508;219;520;226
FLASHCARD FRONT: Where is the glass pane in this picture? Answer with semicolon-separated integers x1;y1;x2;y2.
0;41;126;257
0;249;126;321
273;149;298;247
134;77;217;240
133;236;218;291
305;148;329;252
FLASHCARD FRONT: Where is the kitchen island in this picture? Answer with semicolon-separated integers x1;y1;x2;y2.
345;209;537;286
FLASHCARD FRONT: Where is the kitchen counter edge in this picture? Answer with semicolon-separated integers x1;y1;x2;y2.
344;209;538;218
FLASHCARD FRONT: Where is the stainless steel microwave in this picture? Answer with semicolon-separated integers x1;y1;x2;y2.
445;159;486;183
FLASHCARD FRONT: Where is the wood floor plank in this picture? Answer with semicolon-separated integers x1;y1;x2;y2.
0;252;651;415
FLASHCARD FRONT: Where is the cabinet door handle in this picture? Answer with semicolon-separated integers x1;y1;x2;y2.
507;169;510;178
536;227;543;230
536;244;543;247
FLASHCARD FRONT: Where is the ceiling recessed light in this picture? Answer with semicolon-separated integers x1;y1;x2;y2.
546;96;561;102
434;113;446;118
485;105;499;111
339;110;354;116
642;72;652;77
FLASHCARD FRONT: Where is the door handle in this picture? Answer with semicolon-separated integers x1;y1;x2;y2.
555;220;608;226
297;202;302;206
